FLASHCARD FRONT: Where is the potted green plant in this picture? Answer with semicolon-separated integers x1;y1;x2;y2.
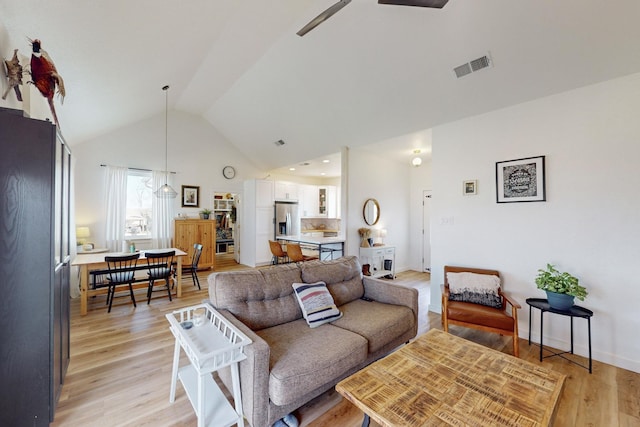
199;208;212;220
535;263;588;310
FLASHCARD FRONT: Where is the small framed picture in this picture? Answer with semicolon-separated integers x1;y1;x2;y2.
181;185;200;208
463;180;477;196
496;155;546;203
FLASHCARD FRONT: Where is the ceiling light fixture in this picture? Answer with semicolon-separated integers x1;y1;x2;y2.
155;85;177;198
412;149;423;167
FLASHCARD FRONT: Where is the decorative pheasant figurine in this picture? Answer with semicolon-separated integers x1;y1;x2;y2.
29;38;65;126
2;49;23;102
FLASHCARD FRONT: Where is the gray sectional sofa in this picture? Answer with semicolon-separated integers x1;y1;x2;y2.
207;255;418;427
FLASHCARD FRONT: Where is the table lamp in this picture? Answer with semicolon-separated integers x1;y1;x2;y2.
76;227;92;250
375;228;387;246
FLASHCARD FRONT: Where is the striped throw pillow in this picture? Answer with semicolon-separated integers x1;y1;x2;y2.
292;281;343;328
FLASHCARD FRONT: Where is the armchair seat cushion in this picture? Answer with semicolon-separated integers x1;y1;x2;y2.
257;318;367;406
447;300;514;331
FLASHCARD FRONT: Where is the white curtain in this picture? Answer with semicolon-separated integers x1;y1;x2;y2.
104;166;128;251
152;170;174;248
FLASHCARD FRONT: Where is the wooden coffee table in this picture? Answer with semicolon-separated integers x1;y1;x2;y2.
336;329;565;426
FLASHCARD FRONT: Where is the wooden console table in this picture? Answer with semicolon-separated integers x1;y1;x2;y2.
336;329;566;426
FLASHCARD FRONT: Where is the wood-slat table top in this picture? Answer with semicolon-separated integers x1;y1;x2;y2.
336;329;566;427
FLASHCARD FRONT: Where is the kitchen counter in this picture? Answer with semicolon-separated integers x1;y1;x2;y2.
276;235;345;260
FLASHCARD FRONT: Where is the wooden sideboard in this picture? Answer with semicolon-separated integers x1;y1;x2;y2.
174;219;215;269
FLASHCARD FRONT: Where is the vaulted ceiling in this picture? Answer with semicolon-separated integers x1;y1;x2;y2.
2;0;640;171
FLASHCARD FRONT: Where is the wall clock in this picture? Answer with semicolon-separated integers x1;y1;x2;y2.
222;166;236;179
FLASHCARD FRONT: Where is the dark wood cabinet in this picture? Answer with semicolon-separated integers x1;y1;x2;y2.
0;107;72;425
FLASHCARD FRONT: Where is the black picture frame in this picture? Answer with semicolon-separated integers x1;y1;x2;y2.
496;155;546;203
181;185;200;208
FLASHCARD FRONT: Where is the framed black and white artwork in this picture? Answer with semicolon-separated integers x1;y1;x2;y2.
496;156;546;203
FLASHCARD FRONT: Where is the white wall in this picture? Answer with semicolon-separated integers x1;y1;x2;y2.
430;72;640;373
346;147;414;273
73;110;263;246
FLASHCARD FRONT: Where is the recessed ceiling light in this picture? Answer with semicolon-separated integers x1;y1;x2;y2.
289;167;296;171
320;172;326;176
322;159;330;163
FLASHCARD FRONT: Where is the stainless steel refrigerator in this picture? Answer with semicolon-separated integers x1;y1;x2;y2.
274;201;300;238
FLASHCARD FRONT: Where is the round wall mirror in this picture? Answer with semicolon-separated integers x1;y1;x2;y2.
363;198;380;226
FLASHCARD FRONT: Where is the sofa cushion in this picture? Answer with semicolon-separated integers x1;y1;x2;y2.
292;281;343;328
447;271;503;309
331;299;415;353
257;318;368;406
208;264;303;330
300;256;364;306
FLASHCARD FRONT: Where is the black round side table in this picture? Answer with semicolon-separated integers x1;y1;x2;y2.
526;298;594;373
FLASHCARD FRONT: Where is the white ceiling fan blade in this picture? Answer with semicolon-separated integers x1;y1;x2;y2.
297;0;352;37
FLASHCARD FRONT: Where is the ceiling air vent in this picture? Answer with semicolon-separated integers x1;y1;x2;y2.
453;63;472;78
454;54;492;79
274;139;286;146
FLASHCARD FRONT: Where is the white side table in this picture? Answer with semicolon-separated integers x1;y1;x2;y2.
166;303;251;427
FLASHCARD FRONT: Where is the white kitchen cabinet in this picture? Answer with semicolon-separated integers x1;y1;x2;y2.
300;184;319;217
301;185;338;218
241;179;274;267
275;181;299;201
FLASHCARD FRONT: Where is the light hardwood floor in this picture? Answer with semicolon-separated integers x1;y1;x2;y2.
52;255;639;426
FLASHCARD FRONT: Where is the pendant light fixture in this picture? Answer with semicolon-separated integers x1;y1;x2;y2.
155;84;177;198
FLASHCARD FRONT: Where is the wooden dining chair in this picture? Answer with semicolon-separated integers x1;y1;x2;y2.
286;243;318;263
173;243;203;289
145;250;175;304
269;240;289;264
104;253;140;313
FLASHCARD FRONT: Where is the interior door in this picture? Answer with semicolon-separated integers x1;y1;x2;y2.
423;190;432;272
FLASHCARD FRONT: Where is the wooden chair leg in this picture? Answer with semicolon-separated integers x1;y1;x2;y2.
166;277;172;301
128;283;137;307
192;270;200;290
147;280;154;304
107;285;115;313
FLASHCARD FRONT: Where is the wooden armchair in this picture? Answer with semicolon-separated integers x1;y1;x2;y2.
441;265;521;357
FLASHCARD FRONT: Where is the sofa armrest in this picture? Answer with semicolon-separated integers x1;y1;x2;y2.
217;309;272;427
362;276;419;326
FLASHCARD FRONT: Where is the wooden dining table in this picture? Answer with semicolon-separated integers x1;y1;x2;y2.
72;248;187;315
